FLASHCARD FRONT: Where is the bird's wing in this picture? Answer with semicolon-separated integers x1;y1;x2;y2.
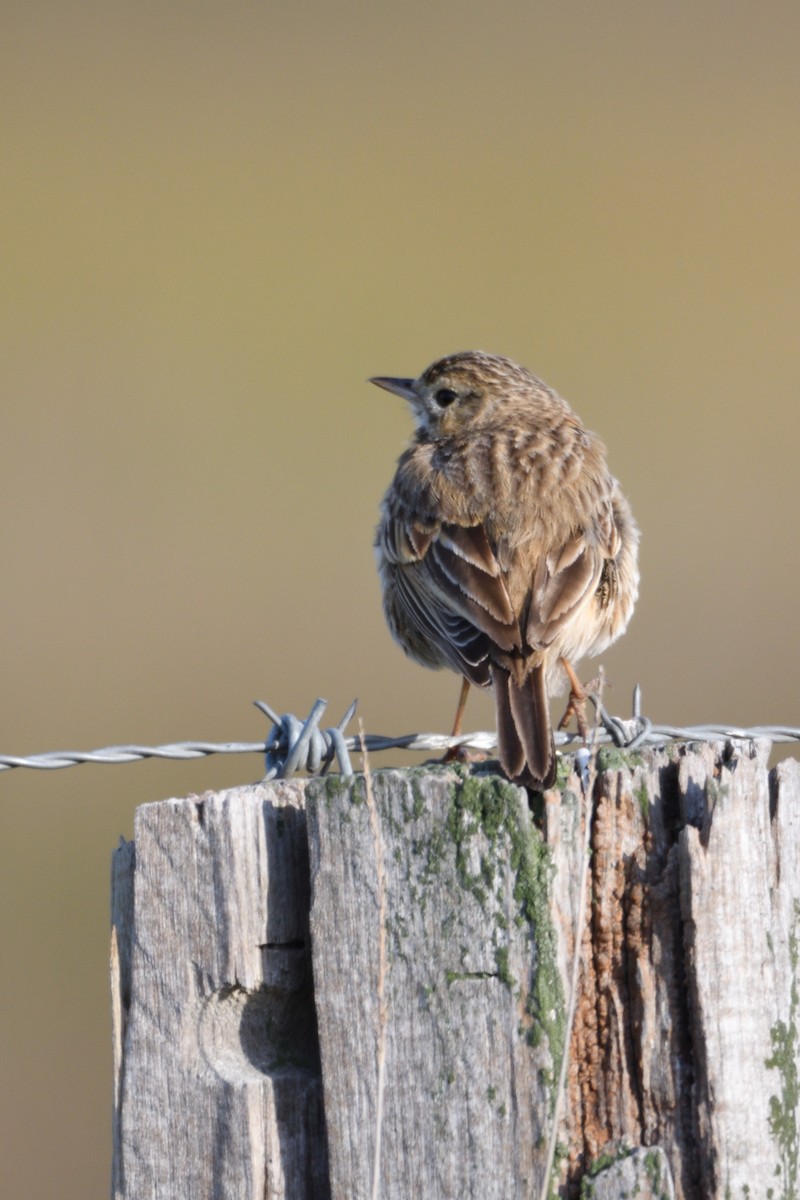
380;517;521;684
525;502;620;648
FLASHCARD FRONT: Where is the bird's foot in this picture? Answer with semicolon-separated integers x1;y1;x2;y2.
442;744;489;767
557;674;601;741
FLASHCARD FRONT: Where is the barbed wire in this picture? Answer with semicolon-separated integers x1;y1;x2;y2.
1;688;798;781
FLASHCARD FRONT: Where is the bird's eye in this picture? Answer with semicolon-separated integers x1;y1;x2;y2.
434;387;457;408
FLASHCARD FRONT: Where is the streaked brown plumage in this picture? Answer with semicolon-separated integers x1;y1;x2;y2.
371;351;639;790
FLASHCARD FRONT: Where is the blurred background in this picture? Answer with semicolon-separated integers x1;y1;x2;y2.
1;1;798;1194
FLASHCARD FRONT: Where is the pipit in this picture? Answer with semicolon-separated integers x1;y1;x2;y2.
371;351;639;790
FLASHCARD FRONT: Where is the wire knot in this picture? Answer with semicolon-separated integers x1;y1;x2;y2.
256;698;357;781
591;684;653;750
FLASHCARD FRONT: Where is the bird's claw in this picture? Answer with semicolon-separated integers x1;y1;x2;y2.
442;745;489;766
557;675;601;741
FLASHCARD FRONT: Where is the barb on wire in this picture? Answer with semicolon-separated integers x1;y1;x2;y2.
257;698;358;780
589;682;653;750
2;686;799;777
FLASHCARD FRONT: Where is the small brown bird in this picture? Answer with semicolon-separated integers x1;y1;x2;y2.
372;351;639;789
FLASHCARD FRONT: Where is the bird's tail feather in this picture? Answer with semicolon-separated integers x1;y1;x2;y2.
492;663;556;790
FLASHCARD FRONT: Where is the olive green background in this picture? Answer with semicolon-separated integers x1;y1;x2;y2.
2;3;798;1194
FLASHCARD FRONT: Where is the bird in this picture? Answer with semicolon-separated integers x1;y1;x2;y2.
371;351;639;790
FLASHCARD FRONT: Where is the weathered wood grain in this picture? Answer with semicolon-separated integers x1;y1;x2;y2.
579;1145;675;1198
306;768;561;1200
111;742;800;1200
111;837;135;1200
549;740;800;1199
110;782;329;1200
679;747;800;1198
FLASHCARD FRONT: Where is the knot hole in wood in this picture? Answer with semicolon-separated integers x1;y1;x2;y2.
197;974;321;1085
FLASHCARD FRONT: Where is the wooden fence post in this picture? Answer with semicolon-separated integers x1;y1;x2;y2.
110;781;329;1199
111;741;800;1199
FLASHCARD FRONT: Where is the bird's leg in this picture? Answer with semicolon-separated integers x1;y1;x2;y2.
557;658;600;741
443;678;474;763
451;677;471;738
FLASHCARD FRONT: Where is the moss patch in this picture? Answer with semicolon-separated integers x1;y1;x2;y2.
445;773;566;1093
765;900;800;1198
596;746;644;773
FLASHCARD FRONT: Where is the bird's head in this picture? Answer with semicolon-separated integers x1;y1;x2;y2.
370;351;537;438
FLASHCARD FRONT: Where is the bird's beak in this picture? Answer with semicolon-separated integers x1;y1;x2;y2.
369;376;418;403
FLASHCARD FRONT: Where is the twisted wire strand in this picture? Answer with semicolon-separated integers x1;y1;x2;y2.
1;690;798;778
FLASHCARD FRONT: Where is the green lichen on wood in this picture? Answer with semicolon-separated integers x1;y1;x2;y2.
320;767;566;1099
579;1143;641;1199
765;900;800;1199
494;944;514;987
580;1144;631;1188
547;1141;569;1200
642;1148;671;1200
596;746;644;773
319;773;352;802
635;782;650;822
555;753;575;787
445;772;566;1089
